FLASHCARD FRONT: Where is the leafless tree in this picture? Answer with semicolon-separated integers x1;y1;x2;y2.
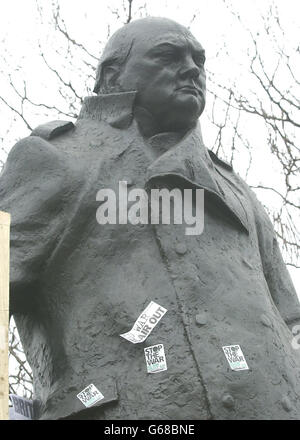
205;0;299;268
9;322;33;399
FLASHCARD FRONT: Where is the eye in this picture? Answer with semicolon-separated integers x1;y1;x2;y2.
150;47;180;63
161;51;175;58
193;54;206;67
158;50;178;61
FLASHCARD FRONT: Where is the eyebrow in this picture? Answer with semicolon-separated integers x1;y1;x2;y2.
149;42;205;56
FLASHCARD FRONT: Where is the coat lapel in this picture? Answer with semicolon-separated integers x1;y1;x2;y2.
145;123;249;234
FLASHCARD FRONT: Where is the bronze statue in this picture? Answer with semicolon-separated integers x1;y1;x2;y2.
1;17;300;420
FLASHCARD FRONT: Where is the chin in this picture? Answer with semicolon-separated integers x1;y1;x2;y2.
168;96;203;128
176;94;203;115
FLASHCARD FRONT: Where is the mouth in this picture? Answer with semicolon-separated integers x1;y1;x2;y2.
176;85;202;96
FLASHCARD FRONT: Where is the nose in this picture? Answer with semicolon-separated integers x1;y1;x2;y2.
179;55;201;80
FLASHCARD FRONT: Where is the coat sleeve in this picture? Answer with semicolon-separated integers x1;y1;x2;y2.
253;194;300;329
0;135;67;315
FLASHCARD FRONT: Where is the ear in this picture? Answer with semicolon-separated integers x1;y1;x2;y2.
101;65;120;93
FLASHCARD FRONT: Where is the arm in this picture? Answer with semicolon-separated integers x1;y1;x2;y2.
253;195;300;331
0;135;67;315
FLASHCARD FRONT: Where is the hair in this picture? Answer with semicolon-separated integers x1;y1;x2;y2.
93;35;134;94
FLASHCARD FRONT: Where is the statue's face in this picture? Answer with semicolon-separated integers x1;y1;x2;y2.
118;29;206;131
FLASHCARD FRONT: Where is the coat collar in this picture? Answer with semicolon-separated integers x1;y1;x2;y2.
145;124;249;233
146;123;221;195
78;92;231;169
78;92;248;233
78;92;136;129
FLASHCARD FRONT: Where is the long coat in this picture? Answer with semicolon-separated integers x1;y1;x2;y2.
1;91;300;420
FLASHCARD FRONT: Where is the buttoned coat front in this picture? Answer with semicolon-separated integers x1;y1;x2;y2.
1;92;300;420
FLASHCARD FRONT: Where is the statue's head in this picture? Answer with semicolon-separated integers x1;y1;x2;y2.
94;17;206;132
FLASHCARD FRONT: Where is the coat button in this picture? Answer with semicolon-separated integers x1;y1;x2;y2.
281;396;292;412
195;313;207;326
260;314;272;328
175;243;187;255
222;394;235;409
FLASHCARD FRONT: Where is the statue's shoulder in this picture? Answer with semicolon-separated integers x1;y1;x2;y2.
208;149;246;186
30;120;75;141
207;149;273;231
7;120;74;171
207;149;232;171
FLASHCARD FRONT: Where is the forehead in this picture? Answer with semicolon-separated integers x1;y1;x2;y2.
133;31;204;55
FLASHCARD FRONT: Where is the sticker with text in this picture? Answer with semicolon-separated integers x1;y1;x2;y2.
120;301;167;344
222;345;249;371
144;344;167;373
77;384;104;408
9;394;34;419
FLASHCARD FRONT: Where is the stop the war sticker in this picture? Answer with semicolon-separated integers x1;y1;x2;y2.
144;344;167;373
222;345;249;371
120;301;167;344
77;384;104;408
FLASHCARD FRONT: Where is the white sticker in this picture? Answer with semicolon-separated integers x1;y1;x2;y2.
120;301;167;344
144;343;167;374
9;394;34;419
222;345;249;371
77;384;104;408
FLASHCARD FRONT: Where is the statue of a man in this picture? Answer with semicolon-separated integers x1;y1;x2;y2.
1;17;300;420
